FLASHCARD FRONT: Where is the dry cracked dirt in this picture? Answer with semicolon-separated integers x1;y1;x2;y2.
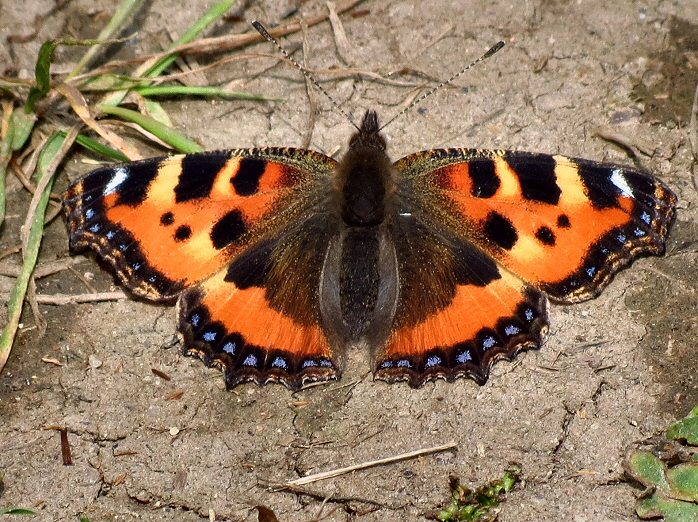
1;0;696;520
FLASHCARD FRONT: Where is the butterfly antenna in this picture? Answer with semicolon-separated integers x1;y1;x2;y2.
378;40;505;132
252;20;360;131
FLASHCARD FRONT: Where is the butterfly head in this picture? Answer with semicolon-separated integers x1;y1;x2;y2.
349;110;387;151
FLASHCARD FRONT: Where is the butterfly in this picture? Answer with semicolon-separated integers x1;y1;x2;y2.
62;106;677;390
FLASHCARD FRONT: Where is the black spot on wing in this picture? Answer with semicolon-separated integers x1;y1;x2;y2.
485;212;518;250
506;153;561;204
175;152;230;203
174;224;192;242
468;159;500;198
160;211;174;226
210;209;247;250
232;158;266;196
557;214;571;228
114;161;160;206
224;239;274;289
535;226;556;246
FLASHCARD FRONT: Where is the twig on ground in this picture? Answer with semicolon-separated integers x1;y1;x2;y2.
284;441;458;486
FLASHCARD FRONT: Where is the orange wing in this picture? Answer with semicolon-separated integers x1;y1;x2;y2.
178;221;340;389
64;148;337;301
376;149;676;386
395;150;676;303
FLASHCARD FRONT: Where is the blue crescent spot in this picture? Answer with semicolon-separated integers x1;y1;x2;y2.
106;230;115;240
190;314;201;327
634;228;646;237
505;324;521;336
320;359;333;368
242;354;258;367
397;359;412;368
482;336;496;350
380;360;394;369
524;308;534;322
88;224;101;233
641;211;651;224
457;350;472;363
222;342;236;355
271;357;288;369
202;331;217;342
85;208;95;219
617;233;627;243
302;359;318;368
425;355;442;368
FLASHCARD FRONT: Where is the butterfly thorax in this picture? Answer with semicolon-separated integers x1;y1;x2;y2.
338;110;394;227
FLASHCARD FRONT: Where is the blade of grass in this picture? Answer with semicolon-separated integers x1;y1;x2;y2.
0;507;36;515
10;110;37;151
0;102;15;227
98;104;203;153
26;37;134;113
101;0;237;108
146;0;237;78
57;131;129;162
134;84;279;101
25;39;59;113
66;0;145;81
142;98;173;127
0;128;78;373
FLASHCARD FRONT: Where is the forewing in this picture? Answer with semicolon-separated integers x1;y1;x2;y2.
394;149;676;303
63;148;337;301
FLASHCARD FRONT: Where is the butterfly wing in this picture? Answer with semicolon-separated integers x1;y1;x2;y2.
376;149;676;386
64;148;336;301
64;148;342;388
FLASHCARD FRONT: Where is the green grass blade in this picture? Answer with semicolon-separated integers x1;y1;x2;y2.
98;104;202;153
0;110;15;228
0;507;36;515
0;131;73;373
11;110;37;151
66;0;145;81
25;40;58;113
101;0;237;108
145;0;238;78
134;84;278;101
57;131;129;161
142;98;173;127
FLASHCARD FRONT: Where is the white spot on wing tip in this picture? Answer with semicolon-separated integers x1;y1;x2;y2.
103;167;129;196
611;168;633;197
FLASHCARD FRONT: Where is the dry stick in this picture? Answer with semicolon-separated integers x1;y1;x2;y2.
9;161;63;202
20;125;81;252
689;80;698;192
27;277;47;338
300;20;317;150
176;0;365;56
0;257;85;279
31;291;127;305
327;1;353;65
285;441;457;486
55;83;142;160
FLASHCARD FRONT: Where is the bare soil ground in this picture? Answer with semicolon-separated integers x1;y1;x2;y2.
1;0;696;520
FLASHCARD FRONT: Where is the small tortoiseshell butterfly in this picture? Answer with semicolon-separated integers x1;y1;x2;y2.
63;36;676;391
